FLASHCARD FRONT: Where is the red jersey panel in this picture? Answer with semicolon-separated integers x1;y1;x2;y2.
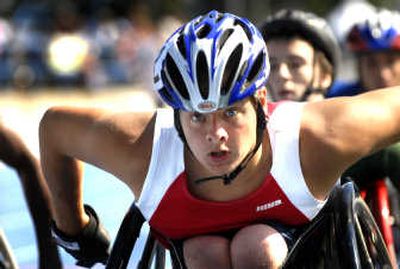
149;172;309;240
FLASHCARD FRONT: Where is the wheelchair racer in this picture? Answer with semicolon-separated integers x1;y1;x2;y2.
327;9;400;193
259;9;340;102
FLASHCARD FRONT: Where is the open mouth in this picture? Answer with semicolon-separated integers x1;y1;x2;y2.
210;151;227;157
279;89;294;97
208;150;230;161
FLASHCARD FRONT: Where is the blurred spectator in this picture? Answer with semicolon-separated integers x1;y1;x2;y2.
0;17;13;87
45;1;88;87
0;0;181;100
9;1;51;90
82;6;128;90
115;3;160;91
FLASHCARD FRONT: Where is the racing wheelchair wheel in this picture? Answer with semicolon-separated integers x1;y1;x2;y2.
282;181;392;269
336;182;393;269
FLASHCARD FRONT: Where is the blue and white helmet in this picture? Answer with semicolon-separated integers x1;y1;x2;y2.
154;10;270;113
347;9;400;52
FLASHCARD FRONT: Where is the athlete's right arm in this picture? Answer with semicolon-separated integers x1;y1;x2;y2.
39;106;156;235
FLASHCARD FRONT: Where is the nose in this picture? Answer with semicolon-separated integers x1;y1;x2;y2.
276;62;291;80
378;66;393;86
205;116;228;144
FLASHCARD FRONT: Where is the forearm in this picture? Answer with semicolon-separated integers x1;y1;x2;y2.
17;160;62;268
316;88;400;159
358;87;400;149
0;125;62;268
41;150;89;234
0;125;53;240
39;110;89;235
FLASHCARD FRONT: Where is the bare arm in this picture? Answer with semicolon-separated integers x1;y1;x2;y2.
300;87;400;199
0;125;61;269
39;106;156;234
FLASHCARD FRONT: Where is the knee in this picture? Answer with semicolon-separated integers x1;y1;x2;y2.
231;224;288;269
183;235;231;268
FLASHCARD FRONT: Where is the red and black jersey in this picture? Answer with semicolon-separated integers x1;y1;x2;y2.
137;102;329;241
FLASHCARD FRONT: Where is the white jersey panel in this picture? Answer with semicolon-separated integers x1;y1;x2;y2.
136;108;184;220
268;102;327;220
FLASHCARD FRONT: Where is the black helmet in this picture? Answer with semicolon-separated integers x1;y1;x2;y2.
259;9;340;78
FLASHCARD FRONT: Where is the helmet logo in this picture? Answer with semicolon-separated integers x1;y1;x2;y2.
197;101;216;111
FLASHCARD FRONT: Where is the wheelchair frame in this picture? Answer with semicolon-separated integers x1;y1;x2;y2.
0;228;19;269
360;178;399;267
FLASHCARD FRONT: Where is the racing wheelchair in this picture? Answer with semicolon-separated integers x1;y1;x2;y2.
105;180;393;269
0;228;19;269
358;177;400;268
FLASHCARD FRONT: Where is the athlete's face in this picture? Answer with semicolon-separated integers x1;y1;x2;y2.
267;38;315;101
180;98;258;175
358;51;400;91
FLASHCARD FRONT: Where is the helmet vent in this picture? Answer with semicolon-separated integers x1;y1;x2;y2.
221;44;243;95
215;12;224;23
177;33;186;57
197;24;211;38
246;51;265;86
218;29;234;51
165;53;190;100
159;86;175;104
196;51;210;99
193;16;203;27
234;19;252;42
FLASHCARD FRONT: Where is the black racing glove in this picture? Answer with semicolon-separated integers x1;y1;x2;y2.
51;205;110;267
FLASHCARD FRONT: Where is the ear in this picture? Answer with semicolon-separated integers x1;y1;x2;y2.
255;86;268;106
319;72;333;90
312;60;333;90
255;86;269;117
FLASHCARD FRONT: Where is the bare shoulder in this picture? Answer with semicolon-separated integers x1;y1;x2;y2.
40;106;157;195
299;89;400;199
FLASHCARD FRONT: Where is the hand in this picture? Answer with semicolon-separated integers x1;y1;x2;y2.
51;205;110;267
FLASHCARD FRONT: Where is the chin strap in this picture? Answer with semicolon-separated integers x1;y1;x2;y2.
194;100;266;185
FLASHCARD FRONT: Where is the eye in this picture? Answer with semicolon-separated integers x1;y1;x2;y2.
287;59;303;70
224;108;238;117
191;112;206;123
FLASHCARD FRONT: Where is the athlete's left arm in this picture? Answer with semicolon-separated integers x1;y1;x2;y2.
299;87;400;199
0;124;61;268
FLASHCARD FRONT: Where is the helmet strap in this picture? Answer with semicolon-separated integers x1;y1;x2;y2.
174;109;188;145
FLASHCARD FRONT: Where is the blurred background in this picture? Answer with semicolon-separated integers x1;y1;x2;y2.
0;0;396;92
0;0;399;267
